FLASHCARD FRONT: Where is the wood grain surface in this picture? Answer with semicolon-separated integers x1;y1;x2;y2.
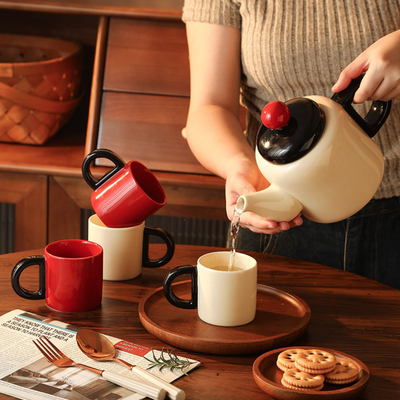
0;244;399;399
0;0;184;19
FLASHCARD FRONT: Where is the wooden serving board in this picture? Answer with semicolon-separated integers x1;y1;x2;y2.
138;282;311;355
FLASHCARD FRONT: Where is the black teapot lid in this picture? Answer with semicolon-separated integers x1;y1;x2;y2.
257;99;325;164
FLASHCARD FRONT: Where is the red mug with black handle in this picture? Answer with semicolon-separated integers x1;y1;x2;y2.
82;149;167;228
11;239;103;312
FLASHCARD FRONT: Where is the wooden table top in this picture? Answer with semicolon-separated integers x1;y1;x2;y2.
0;244;399;399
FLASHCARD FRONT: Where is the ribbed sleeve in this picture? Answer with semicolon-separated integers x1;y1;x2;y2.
183;0;241;29
183;0;400;199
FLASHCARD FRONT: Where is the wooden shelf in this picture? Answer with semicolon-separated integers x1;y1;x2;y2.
0;0;184;19
0;108;87;177
0;0;228;253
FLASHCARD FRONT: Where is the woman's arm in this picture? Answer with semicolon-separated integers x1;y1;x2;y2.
185;21;302;233
185;21;249;178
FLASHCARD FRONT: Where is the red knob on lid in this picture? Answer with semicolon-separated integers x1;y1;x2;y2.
261;101;290;129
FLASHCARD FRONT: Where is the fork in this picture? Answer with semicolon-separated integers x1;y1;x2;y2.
33;336;166;400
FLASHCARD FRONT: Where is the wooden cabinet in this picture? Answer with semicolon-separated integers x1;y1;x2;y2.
98;92;205;173
104;18;190;96
0;1;228;252
97;17;208;175
0;171;47;251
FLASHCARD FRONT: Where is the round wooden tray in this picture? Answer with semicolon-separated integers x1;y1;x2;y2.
253;346;370;399
138;281;311;355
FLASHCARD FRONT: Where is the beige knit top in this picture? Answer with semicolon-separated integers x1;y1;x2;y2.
183;0;400;200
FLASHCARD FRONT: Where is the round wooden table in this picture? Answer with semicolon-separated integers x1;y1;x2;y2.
0;244;399;399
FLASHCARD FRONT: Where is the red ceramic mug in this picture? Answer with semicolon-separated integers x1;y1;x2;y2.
11;239;103;312
82;149;167;228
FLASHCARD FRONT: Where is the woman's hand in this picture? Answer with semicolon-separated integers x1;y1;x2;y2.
225;158;303;234
332;29;400;103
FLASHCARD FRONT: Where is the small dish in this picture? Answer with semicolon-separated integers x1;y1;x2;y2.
253;346;370;399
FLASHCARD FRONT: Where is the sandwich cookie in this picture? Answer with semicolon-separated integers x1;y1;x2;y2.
324;359;360;385
295;349;337;374
281;368;325;391
276;348;302;372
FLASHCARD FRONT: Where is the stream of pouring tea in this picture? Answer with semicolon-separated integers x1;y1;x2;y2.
228;209;241;270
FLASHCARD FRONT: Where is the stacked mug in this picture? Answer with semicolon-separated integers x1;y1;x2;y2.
10;149;174;313
82;149;175;281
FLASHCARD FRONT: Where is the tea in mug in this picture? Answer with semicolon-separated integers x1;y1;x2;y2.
164;251;257;326
209;265;242;272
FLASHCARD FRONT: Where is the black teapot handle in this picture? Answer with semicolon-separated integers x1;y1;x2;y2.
331;75;391;138
82;148;126;190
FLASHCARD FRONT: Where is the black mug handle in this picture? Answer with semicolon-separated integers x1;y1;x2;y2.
142;227;175;268
331;75;391;138
163;265;198;309
82;148;126;190
11;256;46;300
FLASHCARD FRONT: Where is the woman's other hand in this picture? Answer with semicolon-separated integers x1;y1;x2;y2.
332;30;400;103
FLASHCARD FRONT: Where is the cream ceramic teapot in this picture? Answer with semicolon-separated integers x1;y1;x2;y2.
235;76;391;223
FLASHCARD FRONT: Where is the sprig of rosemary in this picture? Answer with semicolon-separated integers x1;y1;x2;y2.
144;348;196;375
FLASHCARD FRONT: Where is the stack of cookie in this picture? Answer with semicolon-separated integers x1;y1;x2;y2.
276;348;360;391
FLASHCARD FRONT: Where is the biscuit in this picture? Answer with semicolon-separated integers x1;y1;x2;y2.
324;359;360;385
281;368;324;391
276;348;302;371
295;349;337;374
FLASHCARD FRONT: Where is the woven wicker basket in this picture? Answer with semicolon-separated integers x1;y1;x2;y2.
0;33;83;145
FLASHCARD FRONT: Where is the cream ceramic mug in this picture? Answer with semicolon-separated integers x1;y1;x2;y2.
88;214;174;281
163;251;257;327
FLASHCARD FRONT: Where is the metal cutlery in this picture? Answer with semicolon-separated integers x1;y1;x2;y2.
33;336;166;400
76;328;186;400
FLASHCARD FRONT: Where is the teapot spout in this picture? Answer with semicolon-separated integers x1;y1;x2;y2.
235;185;303;222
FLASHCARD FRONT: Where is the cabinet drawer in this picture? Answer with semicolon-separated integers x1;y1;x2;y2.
97;92;210;174
104;17;190;96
